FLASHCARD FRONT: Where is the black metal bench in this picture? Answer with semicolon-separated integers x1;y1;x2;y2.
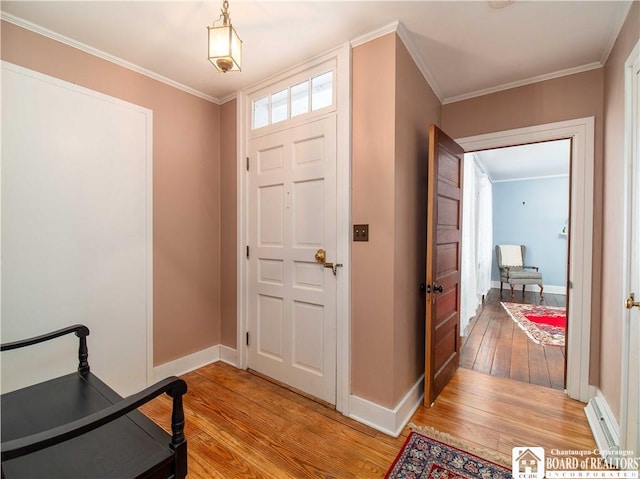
1;325;188;479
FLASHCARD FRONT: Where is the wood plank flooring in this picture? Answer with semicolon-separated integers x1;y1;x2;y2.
461;287;566;390
141;361;596;478
141;362;406;479
410;367;598;465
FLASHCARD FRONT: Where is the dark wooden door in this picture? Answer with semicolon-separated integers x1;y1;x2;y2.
425;124;464;406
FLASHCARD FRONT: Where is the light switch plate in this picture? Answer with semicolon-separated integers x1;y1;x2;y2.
353;224;369;241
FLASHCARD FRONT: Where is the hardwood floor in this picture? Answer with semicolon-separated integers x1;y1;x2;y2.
141;361;596;478
411;367;598;465
141;362;406;479
461;287;566;390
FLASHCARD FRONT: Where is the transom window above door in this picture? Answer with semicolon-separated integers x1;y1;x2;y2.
252;71;334;130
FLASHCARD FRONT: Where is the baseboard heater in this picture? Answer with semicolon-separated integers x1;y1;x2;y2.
585;397;620;466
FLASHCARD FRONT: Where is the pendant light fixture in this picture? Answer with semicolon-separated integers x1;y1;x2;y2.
207;0;242;73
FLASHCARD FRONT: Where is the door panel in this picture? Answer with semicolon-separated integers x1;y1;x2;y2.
248;116;337;405
425;124;464;406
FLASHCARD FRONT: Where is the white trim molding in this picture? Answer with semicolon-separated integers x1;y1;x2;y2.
1;12;219;104
349;375;425;438
600;2;635;66
350;20;398;48
334;42;352;415
152;345;238;380
620;38;640;459
153;345;220;381
443;63;603;105
350;21;444;103
490;281;566;296
457;117;595;403
219;345;238;367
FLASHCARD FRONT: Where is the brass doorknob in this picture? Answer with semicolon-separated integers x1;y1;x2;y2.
315;248;326;264
625;292;640;310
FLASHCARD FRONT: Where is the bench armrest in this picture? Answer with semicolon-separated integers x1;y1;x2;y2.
1;325;90;374
523;265;539;271
1;376;187;462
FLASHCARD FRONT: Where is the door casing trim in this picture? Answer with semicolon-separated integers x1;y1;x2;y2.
620;38;640;455
456;116;595;402
236;43;352;414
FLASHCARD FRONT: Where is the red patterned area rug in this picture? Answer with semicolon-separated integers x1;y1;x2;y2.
501;301;566;346
386;430;512;479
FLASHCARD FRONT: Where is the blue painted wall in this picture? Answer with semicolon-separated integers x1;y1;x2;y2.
491;176;569;287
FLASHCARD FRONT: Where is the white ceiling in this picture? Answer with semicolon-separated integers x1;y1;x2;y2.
0;1;633;104
472;139;571;182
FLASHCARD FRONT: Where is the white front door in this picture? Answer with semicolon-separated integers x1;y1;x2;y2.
247;116;337;404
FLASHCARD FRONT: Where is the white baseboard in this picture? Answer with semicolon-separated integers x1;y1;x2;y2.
349;375;424;437
585;390;620;465
490;281;566;296
153;345;220;381
153;344;239;381
158;345;424;439
219;344;238;367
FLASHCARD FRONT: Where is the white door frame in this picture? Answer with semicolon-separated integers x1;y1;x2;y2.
236;43;352;414
456;116;595;402
620;39;640;456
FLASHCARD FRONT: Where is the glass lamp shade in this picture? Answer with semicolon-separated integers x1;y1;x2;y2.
208;24;242;72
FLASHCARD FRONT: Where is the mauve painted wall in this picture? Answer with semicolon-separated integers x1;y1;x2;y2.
352;33;441;408
1;21;222;366
442;67;605;386
393;39;441;406
220;99;238;348
352;33;397;407
601;1;639;420
492;177;569;287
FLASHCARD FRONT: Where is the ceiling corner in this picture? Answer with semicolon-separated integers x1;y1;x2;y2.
395;22;444;104
599;1;635;65
350;20;399;48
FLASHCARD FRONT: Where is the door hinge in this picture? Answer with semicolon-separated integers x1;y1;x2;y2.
246;332;250;346
246;245;250;258
246;157;250;171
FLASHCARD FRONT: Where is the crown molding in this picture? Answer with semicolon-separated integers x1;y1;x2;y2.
491;173;570;184
350;20;444;104
599;1;634;65
219;91;238;105
348;20;605;107
442;61;603;105
395;21;444;103
350;20;399;48
1;12;221;105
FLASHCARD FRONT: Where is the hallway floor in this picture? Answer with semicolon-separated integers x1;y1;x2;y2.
460;287;566;390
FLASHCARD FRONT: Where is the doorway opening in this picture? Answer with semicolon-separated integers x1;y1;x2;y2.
455;116;594;403
459;139;571;391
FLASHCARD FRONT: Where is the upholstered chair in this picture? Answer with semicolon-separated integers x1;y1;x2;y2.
495;244;544;299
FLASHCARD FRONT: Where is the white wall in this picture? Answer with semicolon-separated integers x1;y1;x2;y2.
1;62;153;396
